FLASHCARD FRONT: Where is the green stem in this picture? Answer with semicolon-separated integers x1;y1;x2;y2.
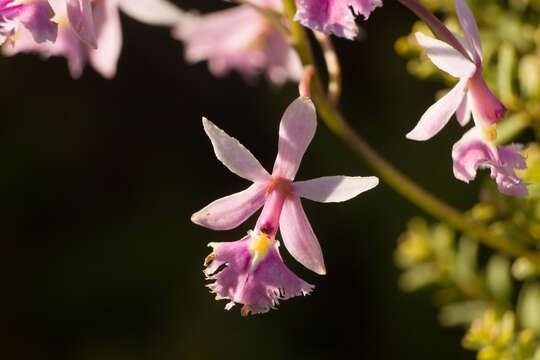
281;0;540;266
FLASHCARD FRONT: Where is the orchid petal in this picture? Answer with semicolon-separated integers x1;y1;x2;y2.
294;0;381;40
406;78;468;141
272;98;316;180
279;196;325;275
202;117;271;183
89;0;121;79
17;0;57;43
415;32;475;78
66;0;97;48
452;127;528;197
456;91;472;126
293;176;379;203
118;0;186;26
454;0;482;63
204;236;313;315
452;127;488;182
191;183;267;230
468;72;507;127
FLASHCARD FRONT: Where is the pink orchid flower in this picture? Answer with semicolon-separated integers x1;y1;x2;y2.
294;0;382;40
452;127;528;197
3;0;184;78
193;96;378;315
406;0;506;142
173;0;302;85
0;0;57;45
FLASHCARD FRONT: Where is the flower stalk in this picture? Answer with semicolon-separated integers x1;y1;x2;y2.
281;0;540;266
313;31;341;105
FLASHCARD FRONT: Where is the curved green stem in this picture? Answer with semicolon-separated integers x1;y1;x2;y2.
281;0;540;266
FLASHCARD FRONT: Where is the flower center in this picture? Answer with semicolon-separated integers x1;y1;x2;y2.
248;231;276;271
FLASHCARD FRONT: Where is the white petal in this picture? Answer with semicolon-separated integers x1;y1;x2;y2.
279;196;326;275
191;183;267;230
415;32;476;78
406;78;468;141
293;176;379;203
119;0;186;26
202;117;271;183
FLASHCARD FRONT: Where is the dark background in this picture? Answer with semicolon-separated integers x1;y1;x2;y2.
2;1;480;359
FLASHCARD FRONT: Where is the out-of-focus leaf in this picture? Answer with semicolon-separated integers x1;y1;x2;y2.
486;254;513;302
517;282;540;336
438;301;489;327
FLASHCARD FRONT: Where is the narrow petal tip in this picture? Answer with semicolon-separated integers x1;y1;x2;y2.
201;116;271;183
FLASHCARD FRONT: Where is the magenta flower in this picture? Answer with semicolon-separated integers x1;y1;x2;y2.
173;1;302;85
0;0;57;45
193;96;379;314
406;0;506;141
3;0;184;78
452;127;528;197
294;0;382;40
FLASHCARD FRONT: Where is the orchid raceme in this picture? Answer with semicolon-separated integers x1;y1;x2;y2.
173;0;302;85
0;0;57;46
452;127;528;197
294;0;382;40
193;96;378;314
406;0;506;142
3;0;184;78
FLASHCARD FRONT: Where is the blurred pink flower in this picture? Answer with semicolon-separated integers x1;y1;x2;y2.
406;0;506;141
294;0;382;39
0;0;57;45
193;96;378;314
452;127;528;197
173;1;302;85
3;0;184;78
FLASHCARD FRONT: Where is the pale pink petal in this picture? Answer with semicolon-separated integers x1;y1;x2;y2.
452;127;528;197
173;5;299;85
272;98;317;180
89;0;121;79
279;195;325;275
205;236;313;315
415;32;476;78
173;7;267;78
118;0;186;26
454;0;482;63
262;30;303;85
293;176;379;203
406;78;468;141
191;183;267;230
452;127;490;182
202;117;271;183
66;0;97;48
294;0;382;40
456;91;471;126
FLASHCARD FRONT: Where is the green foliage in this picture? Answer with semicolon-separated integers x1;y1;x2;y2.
395;212;540;358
